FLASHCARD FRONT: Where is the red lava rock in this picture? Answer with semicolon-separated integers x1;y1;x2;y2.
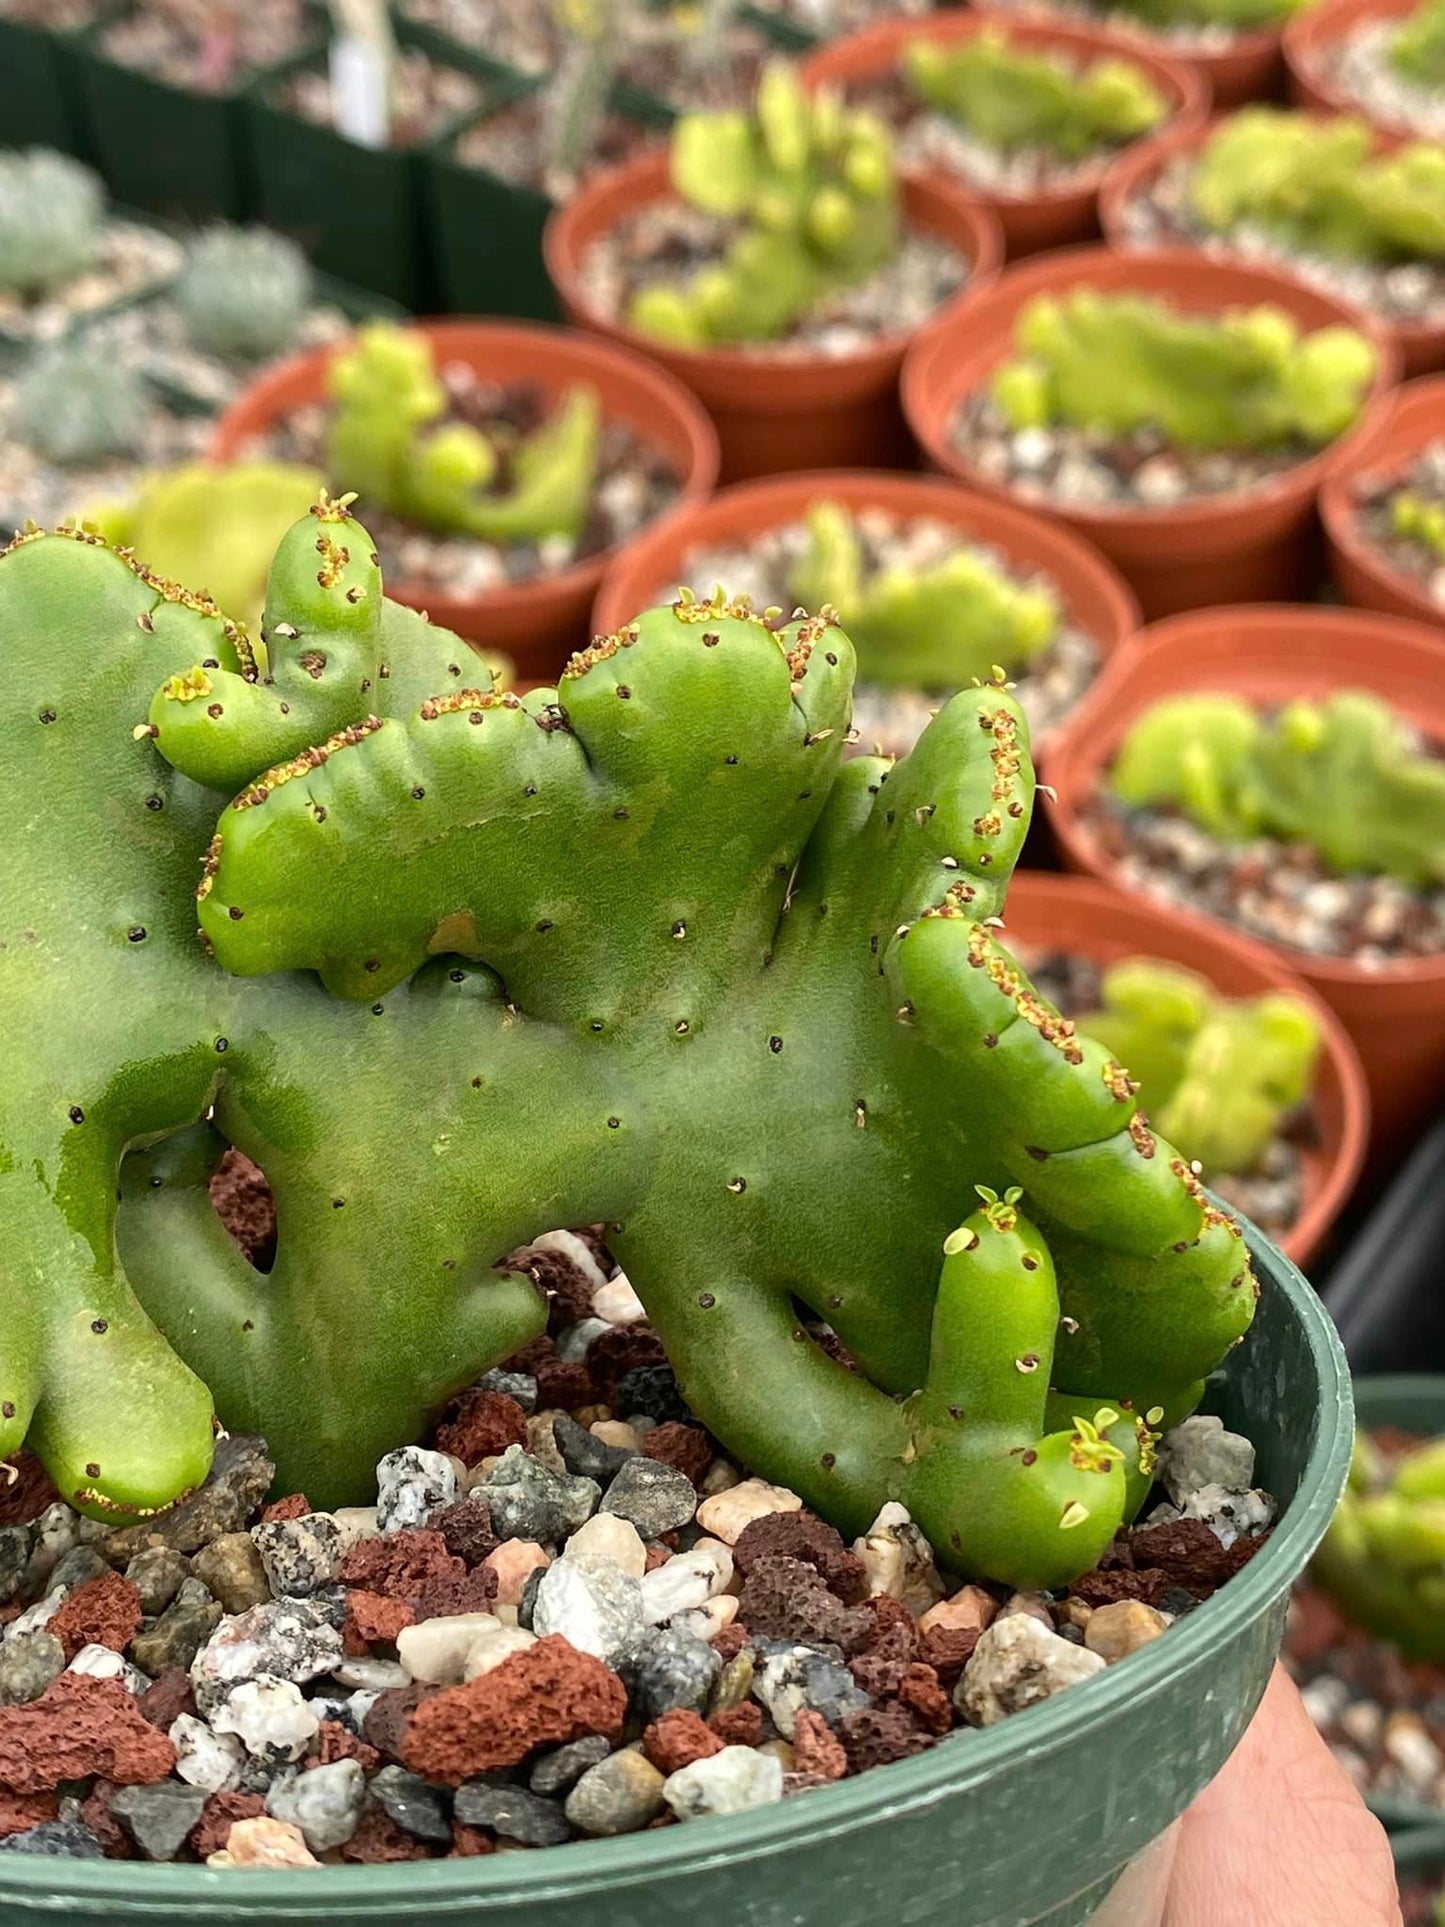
733;1510;866;1601
413;1566;498;1623
363;1683;434;1764
791;1708;847;1782
313;1721;382;1773
402;1635;627;1785
435;1390;529;1465
920;1624;979;1688
344;1590;415;1653
507;1242;597;1332
48;1570;143;1662
583;1325;667;1401
259;1494;311;1524
643;1709;724;1775
1070;1567;1173;1609
739;1555;872;1656
848;1651;913;1699
858;1592;923;1660
451;1822;497;1857
341;1805;432;1863
642;1423;713;1487
0;1675;177;1793
0;1451;59;1528
137;1670;196;1732
209;1148;277;1269
896;1663;953;1736
535;1359;596;1409
191;1791;267;1860
710;1624;750;1663
79;1780;133;1859
430;1496;497;1568
709;1701;763;1746
1127;1518;1262;1597
340;1530;463;1603
837;1702;938;1773
0;1790;59;1840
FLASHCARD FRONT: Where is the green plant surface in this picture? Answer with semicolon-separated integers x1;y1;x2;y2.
1391;486;1445;560
1391;0;1445;88
0;148;104;300
787;498;1059;689
2;509;1257;1589
11;344;149;467
990;290;1378;451
1111;688;1445;888
1313;1428;1445;1659
1078;960;1320;1178
1190;109;1445;266
324;322;599;544
629;61;899;347
1085;0;1310;37
904;28;1168;162
175;226;313;363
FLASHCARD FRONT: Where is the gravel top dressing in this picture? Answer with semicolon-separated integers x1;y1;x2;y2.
276;48;487;148
0;0;99;23
648;510;1102;757
1115;154;1445;327
750;0;934;28
453;96;661;202
1351;439;1445;610
0;1185;1278;1868
1080;790;1445;963
251;370;683;594
0;221;182;350
579;202;969;359
983;0;1244;55
98;0;312;91
1021;949;1311;1240
1312;18;1445;140
397;0;562;73
615;15;774;110
951;389;1319;511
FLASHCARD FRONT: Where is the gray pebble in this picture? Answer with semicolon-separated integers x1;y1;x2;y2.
251;1514;348;1598
132;1590;223;1678
551;1413;636;1482
628;1624;721;1721
662;1747;784;1819
482;1445;599;1542
564;1748;665;1837
0;1526;31;1604
476;1369;538;1413
24;1504;80;1590
531;1557;644;1665
453;1781;572;1846
47;1547;110;1593
370;1764;454;1844
0;1821;105;1858
753;1644;868;1737
600;1458;696;1538
529;1733;612;1797
0;1629;65;1706
555;1318;610;1363
110;1781;210;1861
191;1598;344;1713
192;1533;272;1614
377;1447;459;1533
267;1759;367;1851
1157;1416;1256;1508
124;1547;191;1616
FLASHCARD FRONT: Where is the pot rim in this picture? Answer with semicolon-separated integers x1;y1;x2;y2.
973;0;1286;65
0;1219;1351;1911
206;317;721;628
1283;0;1422;127
1318;371;1445;624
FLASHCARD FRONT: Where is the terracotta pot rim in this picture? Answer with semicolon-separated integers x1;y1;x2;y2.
800;11;1209;212
1283;0;1420;125
541;152;1004;382
972;0;1285;62
207;316;721;631
1002;870;1371;1265
590;465;1142;670
1319;373;1445;624
1040;599;1445;989
899;243;1402;532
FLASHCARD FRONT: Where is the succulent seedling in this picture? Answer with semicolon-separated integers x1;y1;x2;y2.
11;344;150;468
1391;0;1445;88
175;226;313;362
1;508;1256;1589
0;148;104;301
1313;1425;1445;1660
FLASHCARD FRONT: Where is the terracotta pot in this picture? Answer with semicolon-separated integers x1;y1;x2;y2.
591;466;1141;748
1320;373;1445;624
802;13;1208;259
209;319;720;683
1001;872;1369;1267
899;245;1401;619
1040;603;1445;1151
973;0;1291;109
1100;112;1445;378
1284;0;1423;130
542;152;1004;484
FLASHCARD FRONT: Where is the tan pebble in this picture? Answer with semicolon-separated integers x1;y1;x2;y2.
207;1817;318;1869
575;1405;613;1427
697;1594;739;1636
593;1275;646;1325
492;1602;520;1628
590;1420;643;1451
696;1478;803;1545
758;1738;794;1769
461;1622;539;1680
526;1415;566;1475
1084;1600;1169;1662
482;1540;551;1605
920;1584;997;1637
999;1591;1054;1629
700;1460;741;1497
1056;1597;1094;1633
852;1503;945;1614
567;1512;647;1580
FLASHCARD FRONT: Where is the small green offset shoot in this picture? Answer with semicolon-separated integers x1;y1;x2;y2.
787;498;1059;689
1314;1426;1445;1660
1391;487;1445;560
1390;0;1445;88
1111;688;1445;887
905;28;1169;162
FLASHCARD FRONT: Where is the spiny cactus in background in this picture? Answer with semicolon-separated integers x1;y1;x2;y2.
991;290;1378;450
83;461;323;626
324;321;600;543
175;225;313;362
544;0;629;181
1190;109;1445;265
2;518;1257;1589
904;28;1168;162
788;498;1059;689
1111;688;1445;887
0;148;104;299
1313;1426;1445;1660
630;61;898;346
12;344;148;466
1391;0;1445;87
1078;960;1320;1178
1391;486;1445;559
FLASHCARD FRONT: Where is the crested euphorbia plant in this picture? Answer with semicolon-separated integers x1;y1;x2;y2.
0;500;1256;1590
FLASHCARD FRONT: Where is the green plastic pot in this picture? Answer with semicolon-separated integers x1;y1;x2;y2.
0;1217;1350;1926
0;17;83;153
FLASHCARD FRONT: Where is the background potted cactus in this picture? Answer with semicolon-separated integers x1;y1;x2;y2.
1040;602;1445;1152
1321;371;1445;623
0;496;1355;1918
900;245;1398;617
544;60;1003;479
210;316;719;673
1287;0;1445;139
801;10;1206;258
1102;107;1445;379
